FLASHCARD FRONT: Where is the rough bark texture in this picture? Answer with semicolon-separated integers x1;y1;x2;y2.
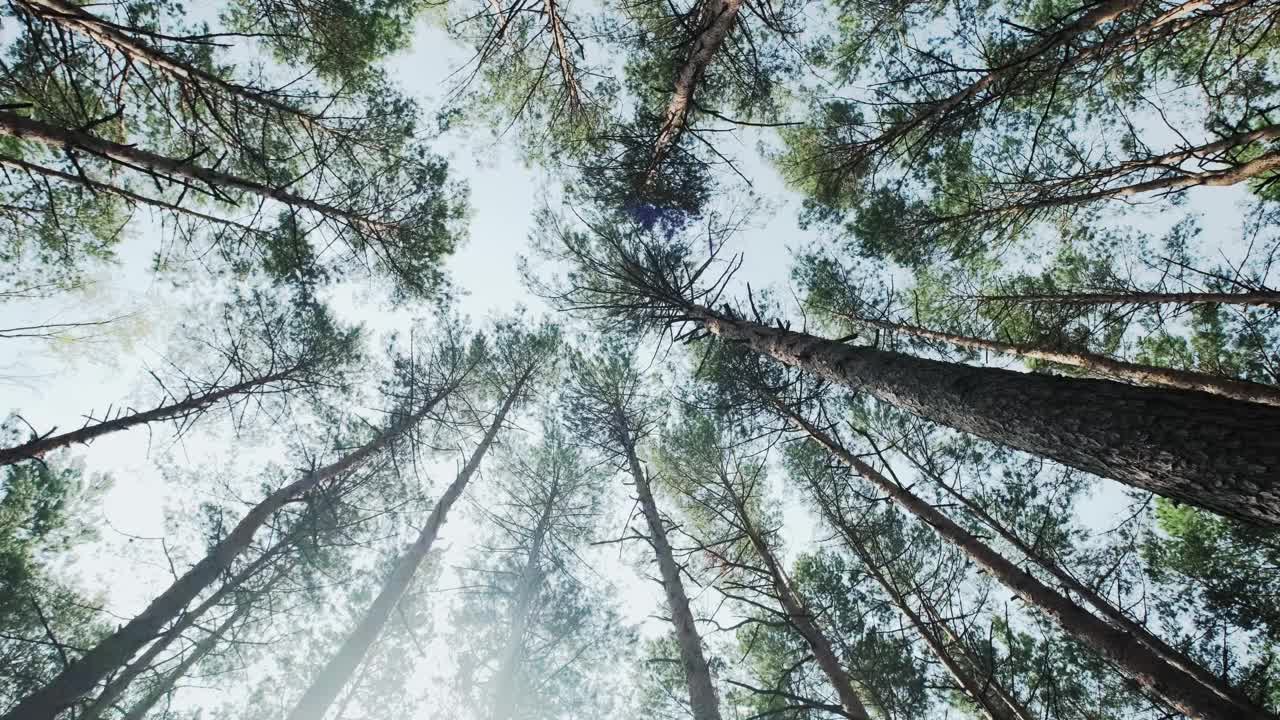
620;421;722;720
923;468;1269;717
975;289;1280;307
781;403;1273;720
0;112;392;232
643;0;743;186
693;305;1280;528
285;381;526;720
736;505;871;720
858;316;1280;407
0;386;454;720
0;367;300;466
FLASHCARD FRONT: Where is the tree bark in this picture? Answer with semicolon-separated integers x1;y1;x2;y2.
909;453;1269;717
973;289;1280;308
285;377;528;720
690;304;1280;528
775;400;1275;720
725;481;871;720
117;600;252;720
0;367;302;467
855;315;1280;407
643;0;744;186
0;384;455;720
619;418;723;720
0;111;393;233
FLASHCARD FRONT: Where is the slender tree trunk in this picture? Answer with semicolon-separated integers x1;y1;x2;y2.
856;315;1280;407
774;398;1274;720
973;289;1280;307
285;378;529;720
643;0;743;186
909;454;1268;716
0;152;269;237
690;304;1280;528
493;491;556;719
78;547;290;720
117;600;252;720
618;418;722;720
0;367;302;467
0;112;393;232
542;0;583;113
15;0;326;129
0;385;455;720
823;506;1029;720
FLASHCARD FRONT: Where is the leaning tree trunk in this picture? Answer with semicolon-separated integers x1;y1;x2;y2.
643;0;743;186
774;399;1275;720
493;494;555;719
733;497;871;720
856;315;1280;407
821;502;1029;720
0;112;393;233
973;289;1280;308
0;384;456;720
618;418;723;720
0;366;303;466
689;304;1280;528
15;0;326;129
911;456;1269;716
78;546;291;720
285;376;529;720
117;599;253;720
914;597;1036;720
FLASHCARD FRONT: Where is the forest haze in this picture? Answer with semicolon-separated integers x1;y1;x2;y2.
1;0;1279;718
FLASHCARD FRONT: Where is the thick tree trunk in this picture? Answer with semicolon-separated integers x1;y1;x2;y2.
776;400;1274;720
857;315;1280;407
0;112;392;232
691;305;1280;528
619;420;722;720
493;493;555;719
78;548;289;720
974;289;1280;307
117;601;252;720
0;386;454;720
0;367;301;467
15;0;325;129
913;457;1268;717
643;0;743;186
733;498;871;720
285;379;527;720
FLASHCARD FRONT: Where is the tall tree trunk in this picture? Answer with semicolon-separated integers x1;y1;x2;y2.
731;495;871;720
0;112;393;232
689;304;1280;528
774;398;1274;720
0;385;455;720
285;376;529;720
643;0;743;186
493;489;556;719
907;452;1268;716
618;417;722;720
821;503;1029;720
855;315;1280;407
78;547;290;720
973;289;1280;308
0;367;303;467
117;599;253;720
15;0;326;129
